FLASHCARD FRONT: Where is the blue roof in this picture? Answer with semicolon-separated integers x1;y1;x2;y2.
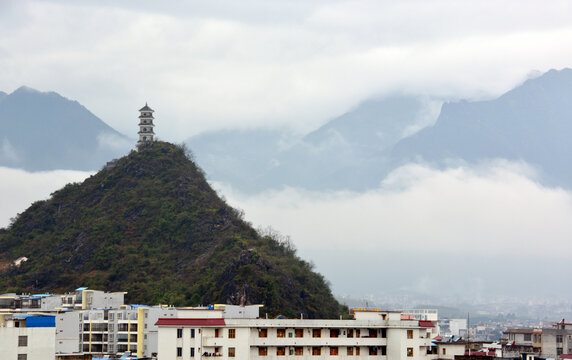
130;304;149;308
75;287;88;291
31;294;51;297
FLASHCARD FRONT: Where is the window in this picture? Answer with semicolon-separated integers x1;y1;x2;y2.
228;347;235;357
381;328;387;338
277;329;285;338
356;347;360;355
259;347;268;356
524;334;532;341
191;329;195;338
557;348;563;355
557;335;563;343
295;329;304;338
177;347;182;357
18;336;28;347
312;347;321;355
177;329;183;338
18;355;27;360
443;348;447;355
407;330;414;339
289;332;293;338
330;329;339;338
347;329;354;338
356;329;360;338
277;347;286;356
369;329;377;338
190;348;195;357
259;328;268;338
407;347;414;357
295;347;304;355
313;329;321;338
347;347;354;356
228;329;236;339
381;346;387;355
382;314;387;320
369;347;378;355
330;347;339;355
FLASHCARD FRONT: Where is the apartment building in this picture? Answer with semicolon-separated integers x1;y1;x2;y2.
156;308;436;360
0;314;56;360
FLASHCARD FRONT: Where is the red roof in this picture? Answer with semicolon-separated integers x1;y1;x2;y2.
559;355;572;359
155;318;225;327
419;320;435;328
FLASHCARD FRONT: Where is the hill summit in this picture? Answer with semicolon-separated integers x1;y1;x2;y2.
0;142;345;318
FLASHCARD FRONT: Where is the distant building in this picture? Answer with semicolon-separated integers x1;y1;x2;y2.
138;103;155;146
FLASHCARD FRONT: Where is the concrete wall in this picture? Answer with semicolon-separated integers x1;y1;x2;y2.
0;326;56;360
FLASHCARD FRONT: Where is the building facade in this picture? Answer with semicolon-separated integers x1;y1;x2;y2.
156;308;435;360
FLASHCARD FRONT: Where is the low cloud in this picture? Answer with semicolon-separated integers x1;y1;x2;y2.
217;161;572;300
0;167;92;228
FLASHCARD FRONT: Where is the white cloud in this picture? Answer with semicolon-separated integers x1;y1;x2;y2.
0;167;92;228
1;1;572;140
217;161;572;298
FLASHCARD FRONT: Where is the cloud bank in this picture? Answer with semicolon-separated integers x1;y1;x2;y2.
217;161;572;300
0;167;92;228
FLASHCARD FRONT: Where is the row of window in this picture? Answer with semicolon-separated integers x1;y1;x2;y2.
258;328;388;339
175;346;400;357
176;327;393;340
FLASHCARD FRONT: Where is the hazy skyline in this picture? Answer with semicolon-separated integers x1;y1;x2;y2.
2;0;572;305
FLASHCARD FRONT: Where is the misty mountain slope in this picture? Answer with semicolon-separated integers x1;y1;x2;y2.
0;86;131;171
391;68;572;185
187;95;436;192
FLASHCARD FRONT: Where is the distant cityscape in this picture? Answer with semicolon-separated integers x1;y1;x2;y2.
2;287;572;360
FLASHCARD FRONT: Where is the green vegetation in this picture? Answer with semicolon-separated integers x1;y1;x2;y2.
0;142;346;318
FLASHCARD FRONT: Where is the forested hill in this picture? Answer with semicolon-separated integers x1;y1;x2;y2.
0;142;345;318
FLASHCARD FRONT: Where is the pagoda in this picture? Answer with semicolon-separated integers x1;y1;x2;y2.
137;103;155;147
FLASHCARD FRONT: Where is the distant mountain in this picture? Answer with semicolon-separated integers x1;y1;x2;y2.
0;142;346;318
0;86;131;171
189;68;572;192
391;68;572;186
188;95;436;192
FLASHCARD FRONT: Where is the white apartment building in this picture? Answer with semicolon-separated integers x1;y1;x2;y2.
156;308;436;360
0;314;56;360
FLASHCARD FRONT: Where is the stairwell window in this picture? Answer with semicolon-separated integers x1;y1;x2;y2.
228;329;235;338
177;329;183;338
228;347;235;357
177;347;182;357
407;330;414;339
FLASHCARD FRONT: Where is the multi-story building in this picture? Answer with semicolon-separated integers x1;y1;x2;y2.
502;328;542;356
0;314;56;360
156;307;435;360
541;320;572;358
66;305;178;358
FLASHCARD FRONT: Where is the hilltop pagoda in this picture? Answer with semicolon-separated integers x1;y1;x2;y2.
137;103;155;147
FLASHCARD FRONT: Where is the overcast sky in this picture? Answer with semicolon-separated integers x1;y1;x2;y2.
2;0;572;306
1;0;572;140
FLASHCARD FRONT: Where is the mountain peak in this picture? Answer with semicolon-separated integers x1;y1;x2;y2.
0;141;345;318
